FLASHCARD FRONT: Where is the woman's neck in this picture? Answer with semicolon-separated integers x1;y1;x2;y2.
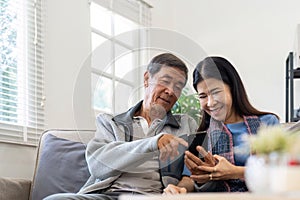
224;110;243;124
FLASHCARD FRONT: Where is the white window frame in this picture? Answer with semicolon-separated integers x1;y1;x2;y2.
89;0;151;115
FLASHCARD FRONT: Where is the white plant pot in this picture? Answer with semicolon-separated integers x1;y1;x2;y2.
245;155;270;193
245;154;300;194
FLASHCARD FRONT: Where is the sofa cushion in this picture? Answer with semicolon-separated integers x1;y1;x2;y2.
0;178;31;200
31;133;91;200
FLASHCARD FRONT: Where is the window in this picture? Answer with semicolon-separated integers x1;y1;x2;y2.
0;0;44;145
90;0;151;115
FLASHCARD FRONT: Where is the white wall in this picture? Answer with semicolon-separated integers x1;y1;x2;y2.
44;0;94;130
148;0;300;122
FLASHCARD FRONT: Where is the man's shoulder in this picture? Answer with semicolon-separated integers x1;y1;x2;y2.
172;114;198;128
96;113;114;123
172;113;195;121
97;112;113;118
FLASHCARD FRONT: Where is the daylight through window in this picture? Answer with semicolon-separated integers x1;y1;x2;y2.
0;0;44;145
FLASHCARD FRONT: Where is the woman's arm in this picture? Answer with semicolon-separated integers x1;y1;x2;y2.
185;145;244;183
190;155;245;182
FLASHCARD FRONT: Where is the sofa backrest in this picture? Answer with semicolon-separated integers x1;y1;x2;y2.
38;129;95;148
30;129;95;200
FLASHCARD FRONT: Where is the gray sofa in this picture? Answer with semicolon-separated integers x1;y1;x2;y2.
0;129;95;200
1;123;296;200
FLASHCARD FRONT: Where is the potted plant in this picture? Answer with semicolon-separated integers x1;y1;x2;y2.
171;87;201;124
245;125;300;194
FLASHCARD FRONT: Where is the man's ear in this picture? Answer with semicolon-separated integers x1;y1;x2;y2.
144;71;149;87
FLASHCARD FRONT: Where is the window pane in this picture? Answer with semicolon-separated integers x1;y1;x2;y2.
91;32;106;52
0;0;20;124
90;0;150;116
114;14;138;48
114;13;138;36
0;0;44;144
90;2;111;36
115;45;134;81
0;69;18;123
91;39;112;74
115;81;133;113
92;74;112;113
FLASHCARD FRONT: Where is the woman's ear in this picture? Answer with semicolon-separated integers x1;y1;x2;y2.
144;71;149;87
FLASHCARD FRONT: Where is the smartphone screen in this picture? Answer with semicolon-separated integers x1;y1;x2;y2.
188;131;208;157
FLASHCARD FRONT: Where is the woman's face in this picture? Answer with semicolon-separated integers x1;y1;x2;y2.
196;78;238;123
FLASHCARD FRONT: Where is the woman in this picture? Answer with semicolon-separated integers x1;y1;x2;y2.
163;56;279;194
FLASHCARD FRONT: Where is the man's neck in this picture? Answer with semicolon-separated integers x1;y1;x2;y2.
135;106;150;125
135;104;167;125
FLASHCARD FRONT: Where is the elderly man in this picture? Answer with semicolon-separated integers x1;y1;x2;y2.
45;53;197;200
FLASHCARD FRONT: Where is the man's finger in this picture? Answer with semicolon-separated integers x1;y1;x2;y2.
179;187;187;194
164;142;174;159
159;146;167;161
163;184;179;195
160;141;177;161
169;139;181;158
169;186;180;194
175;137;188;147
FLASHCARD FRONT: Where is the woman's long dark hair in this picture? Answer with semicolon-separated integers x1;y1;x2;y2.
193;56;278;131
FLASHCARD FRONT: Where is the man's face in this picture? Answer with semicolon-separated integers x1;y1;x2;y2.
144;66;186;113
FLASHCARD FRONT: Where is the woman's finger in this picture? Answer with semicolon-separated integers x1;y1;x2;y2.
184;155;198;171
196;146;215;164
185;151;205;166
198;165;215;173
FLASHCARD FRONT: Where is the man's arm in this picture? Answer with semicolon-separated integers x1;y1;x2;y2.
162;115;199;195
86;114;161;180
177;176;195;192
87;113;187;181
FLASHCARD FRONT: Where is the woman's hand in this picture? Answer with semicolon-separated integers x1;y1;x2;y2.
184;146;216;184
190;154;245;182
185;146;216;175
163;184;187;195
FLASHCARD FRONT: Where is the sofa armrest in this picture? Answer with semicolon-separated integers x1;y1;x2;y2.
0;177;31;200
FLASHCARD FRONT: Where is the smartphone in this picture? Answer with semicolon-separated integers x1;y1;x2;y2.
187;131;208;158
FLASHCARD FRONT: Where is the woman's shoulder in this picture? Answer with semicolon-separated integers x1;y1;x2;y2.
258;114;279;125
